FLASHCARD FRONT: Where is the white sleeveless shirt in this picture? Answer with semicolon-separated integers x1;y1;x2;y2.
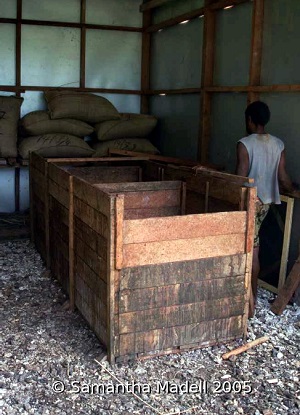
238;134;284;204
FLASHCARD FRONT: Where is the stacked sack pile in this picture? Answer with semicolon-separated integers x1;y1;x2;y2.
18;90;159;160
0;95;24;159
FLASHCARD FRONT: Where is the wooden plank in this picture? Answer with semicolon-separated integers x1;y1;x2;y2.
48;179;69;208
209;0;249;10
48;163;70;190
0;84;142;94
124;211;246;244
14;167;20;212
199;0;216;163
74;256;107;304
119;315;243;356
123;189;181;210
44;163;50;268
109;150;202;167
94;180;182;192
74;197;109;238
68;165;140;184
49;196;69;227
244;187;256;323
119;275;245;313
69;176;75;311
73;176;111;217
248;0;264;104
30;166;46;194
80;0;86;89
271;253;300;315
205;85;300;92
120;254;246;289
123;234;245;267
124;206;181;219
30;152;46;174
119;295;245;334
74;232;107;275
146;7;204;33
140;0;175;12
278;197;294;289
181;182;186;214
74;216;108;259
140;10;151;113
258;279;278;294
115;196;124;270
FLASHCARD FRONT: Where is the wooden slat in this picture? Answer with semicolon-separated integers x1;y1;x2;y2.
74;197;109;238
49;196;69;227
30;152;46;174
278;197;294;289
146;7;204;33
75;256;107;304
119;275;245;313
94;180;182;192
115;196;124;270
119;315;243;356
124;206;180;219
74;217;108;259
140;10;151;113
0;84;142;94
124;211;246;244
119;295;245;334
258;279;278;294
48;163;70;190
80;0;86;89
271;253;300;315
123;233;245;267
69;176;75;310
48;179;69;208
68;165;140;184
73;176;111;217
248;0;265;104
30;166;46;194
123;189;181;209
199;0;216;163
140;0;175;12
120;254;246;290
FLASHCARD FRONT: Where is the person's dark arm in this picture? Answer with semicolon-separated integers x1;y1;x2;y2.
236;142;249;177
278;150;300;197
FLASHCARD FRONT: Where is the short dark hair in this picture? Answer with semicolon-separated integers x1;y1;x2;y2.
245;101;270;126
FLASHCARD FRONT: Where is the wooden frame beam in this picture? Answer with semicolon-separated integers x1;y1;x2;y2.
140;0;176;12
0;86;141;95
248;0;264;104
146;8;204;33
140;10;152;113
80;0;86;89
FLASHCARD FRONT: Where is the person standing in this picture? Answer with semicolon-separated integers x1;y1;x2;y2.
236;101;299;317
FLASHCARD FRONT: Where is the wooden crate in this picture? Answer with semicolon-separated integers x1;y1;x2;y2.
30;154;255;363
71;176;255;363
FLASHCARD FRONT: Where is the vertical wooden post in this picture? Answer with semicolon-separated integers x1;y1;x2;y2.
80;0;86;89
278;196;294;289
204;181;210;213
29;153;35;243
69;176;75;311
140;10;152;114
45;163;50;268
16;0;22;97
15;166;20;212
181;182;186;215
243;187;256;326
198;1;216;163
248;0;264;104
115;195;124;270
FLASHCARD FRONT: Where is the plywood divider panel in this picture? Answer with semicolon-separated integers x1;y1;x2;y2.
124;211;246;244
123;233;245;268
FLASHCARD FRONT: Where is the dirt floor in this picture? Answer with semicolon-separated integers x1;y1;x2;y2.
1;239;299;415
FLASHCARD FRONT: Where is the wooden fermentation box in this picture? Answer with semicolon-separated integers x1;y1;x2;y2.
29;153;256;363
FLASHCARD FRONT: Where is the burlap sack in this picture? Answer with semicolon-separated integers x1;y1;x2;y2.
20;110;94;137
18;134;95;159
91;138;160;157
45;90;120;123
0;95;23;157
95;113;157;141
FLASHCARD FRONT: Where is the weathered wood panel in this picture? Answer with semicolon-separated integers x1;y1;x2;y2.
73;176;111;217
124;206;181;219
74;197;109;238
74;235;107;281
119;315;243;356
119;276;245;313
123;234;245;267
120;255;246;290
74;217;108;259
48;163;70;190
67;165;141;184
48;179;69;208
123;212;246;244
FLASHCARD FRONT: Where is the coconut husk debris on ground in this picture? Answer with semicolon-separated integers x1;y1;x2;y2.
1;240;299;415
